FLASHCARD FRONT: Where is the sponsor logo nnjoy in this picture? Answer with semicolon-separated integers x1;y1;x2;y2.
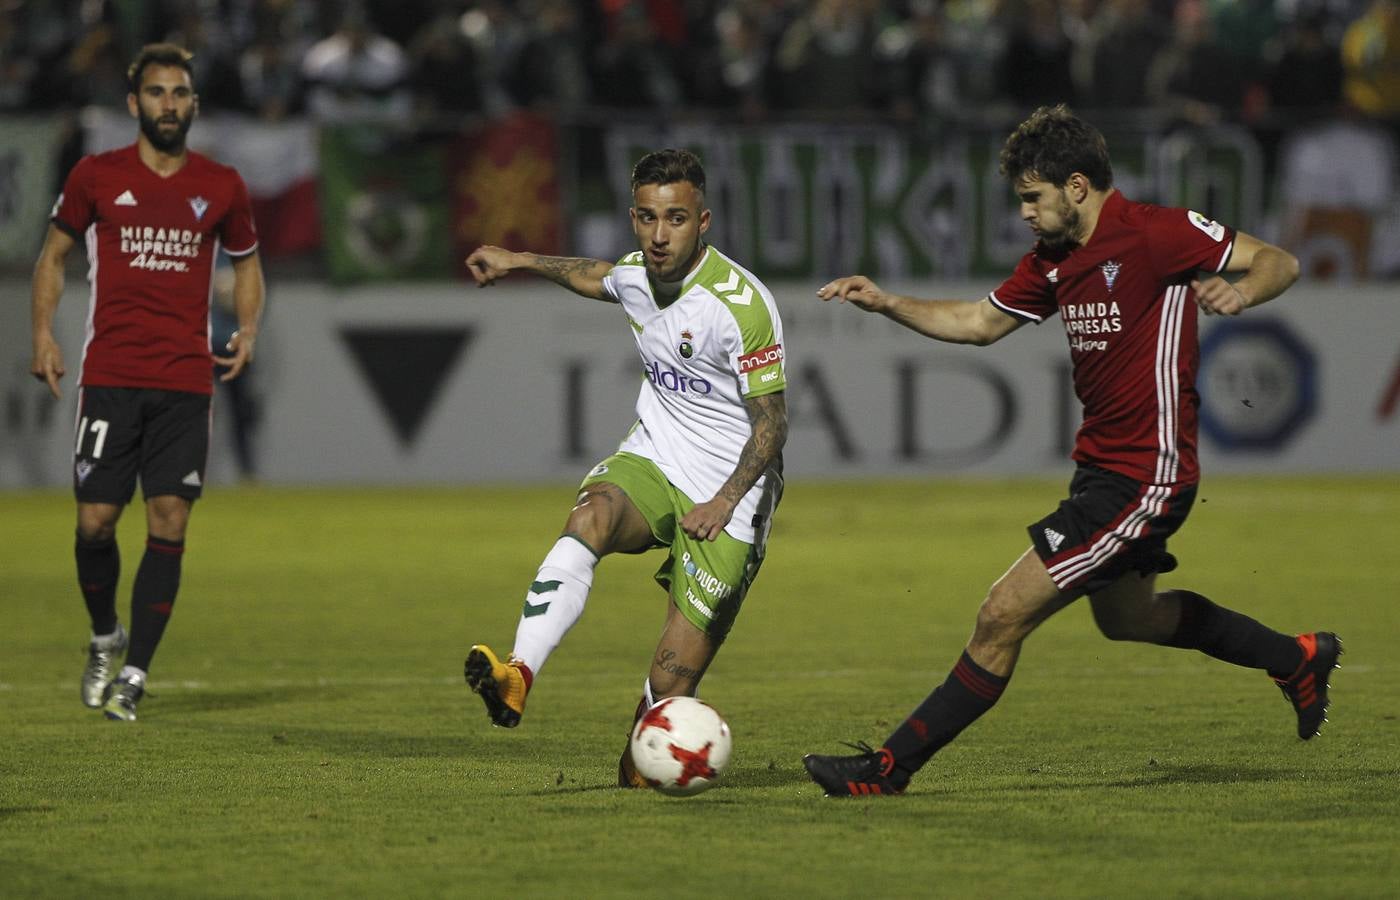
738;343;783;373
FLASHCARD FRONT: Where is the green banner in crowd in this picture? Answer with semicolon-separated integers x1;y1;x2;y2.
319;127;453;283
0;117;68;266
588;122;1261;280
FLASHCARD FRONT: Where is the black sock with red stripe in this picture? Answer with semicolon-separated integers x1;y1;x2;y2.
75;532;120;635
1158;590;1303;679
883;650;1011;777
126;535;185;672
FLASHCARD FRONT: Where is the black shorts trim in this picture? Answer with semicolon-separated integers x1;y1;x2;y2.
1028;465;1197;596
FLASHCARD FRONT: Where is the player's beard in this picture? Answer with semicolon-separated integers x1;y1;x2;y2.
1037;194;1082;251
138;107;194;154
646;240;704;285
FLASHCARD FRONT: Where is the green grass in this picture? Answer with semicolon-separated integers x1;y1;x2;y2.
3;477;1399;898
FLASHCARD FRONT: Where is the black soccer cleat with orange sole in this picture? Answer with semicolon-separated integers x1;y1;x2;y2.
1275;632;1342;740
802;742;908;797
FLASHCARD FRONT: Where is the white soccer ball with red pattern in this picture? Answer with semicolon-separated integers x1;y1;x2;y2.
628;696;732;796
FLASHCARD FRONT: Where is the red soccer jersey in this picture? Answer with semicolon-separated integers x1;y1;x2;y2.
51;144;258;395
988;190;1235;485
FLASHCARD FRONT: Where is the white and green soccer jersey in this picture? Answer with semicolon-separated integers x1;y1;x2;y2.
600;245;786;544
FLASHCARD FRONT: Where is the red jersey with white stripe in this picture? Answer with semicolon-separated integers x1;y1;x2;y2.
51;144;258;395
989;191;1234;485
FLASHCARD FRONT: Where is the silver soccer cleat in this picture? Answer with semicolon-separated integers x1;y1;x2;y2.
102;675;145;722
81;626;127;708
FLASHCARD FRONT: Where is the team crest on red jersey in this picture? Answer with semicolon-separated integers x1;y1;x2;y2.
188;196;209;221
1100;260;1121;292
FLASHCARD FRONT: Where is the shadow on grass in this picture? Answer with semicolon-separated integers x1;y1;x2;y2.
147;684;352;715
959;762;1342;793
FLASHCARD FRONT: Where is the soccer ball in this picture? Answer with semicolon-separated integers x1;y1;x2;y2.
628;696;732;796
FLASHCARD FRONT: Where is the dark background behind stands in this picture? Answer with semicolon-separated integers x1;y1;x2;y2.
2;0;1398;281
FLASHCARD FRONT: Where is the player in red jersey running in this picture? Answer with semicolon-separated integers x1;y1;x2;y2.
30;43;265;722
803;105;1340;797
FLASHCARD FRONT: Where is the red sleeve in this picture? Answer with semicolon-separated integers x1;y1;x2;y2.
988;251;1057;323
220;171;259;256
1147;207;1236;278
50;157;96;240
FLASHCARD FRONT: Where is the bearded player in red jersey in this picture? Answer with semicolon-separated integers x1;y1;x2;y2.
30;43;265;722
803;105;1340;797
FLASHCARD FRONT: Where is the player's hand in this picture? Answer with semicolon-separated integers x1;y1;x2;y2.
1191;276;1249;316
816;275;890;312
681;497;737;543
214;330;256;381
30;334;66;399
465;245;517;287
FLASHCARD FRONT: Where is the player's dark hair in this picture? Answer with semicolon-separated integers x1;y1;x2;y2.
127;43;195;93
999;104;1113;191
631;149;706;199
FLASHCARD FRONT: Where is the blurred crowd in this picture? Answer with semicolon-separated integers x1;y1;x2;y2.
2;0;1399;128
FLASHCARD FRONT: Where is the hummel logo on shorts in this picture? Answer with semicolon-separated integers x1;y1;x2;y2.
1044;527;1066;552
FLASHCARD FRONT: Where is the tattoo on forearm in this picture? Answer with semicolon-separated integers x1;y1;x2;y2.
654;649;701;680
531;255;606;293
718;392;788;504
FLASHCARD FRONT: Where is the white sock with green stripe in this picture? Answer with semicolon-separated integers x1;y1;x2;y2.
511;536;598;676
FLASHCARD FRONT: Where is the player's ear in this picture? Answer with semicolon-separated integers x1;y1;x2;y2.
127;92;138;119
1067;173;1088;203
191;93;200;118
698;207;711;236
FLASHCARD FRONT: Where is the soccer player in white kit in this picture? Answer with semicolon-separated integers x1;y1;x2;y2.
463;149;787;787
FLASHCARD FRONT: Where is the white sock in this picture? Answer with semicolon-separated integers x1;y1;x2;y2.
90;624;126;650
117;665;147;686
511;536;598;675
643;678;657;708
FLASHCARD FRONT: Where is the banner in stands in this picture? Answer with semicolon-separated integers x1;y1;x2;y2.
571;121;1264;280
2;279;1395;489
81;107;320;258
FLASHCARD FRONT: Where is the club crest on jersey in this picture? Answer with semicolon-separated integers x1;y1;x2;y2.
1100;260;1121;292
188;196;209;221
679;330;694;359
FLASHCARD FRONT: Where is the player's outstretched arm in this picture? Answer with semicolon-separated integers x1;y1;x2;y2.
1191;231;1300;316
465;245;614;301
30;224;75;399
681;391;788;542
214;251;266;381
817;275;1022;346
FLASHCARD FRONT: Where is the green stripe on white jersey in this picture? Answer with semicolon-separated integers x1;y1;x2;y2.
600;246;785;545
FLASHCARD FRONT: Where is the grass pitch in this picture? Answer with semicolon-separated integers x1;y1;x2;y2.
3;477;1399;898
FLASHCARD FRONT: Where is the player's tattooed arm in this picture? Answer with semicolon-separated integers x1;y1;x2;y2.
680;391;788;542
526;254;616;301
464;244;615;302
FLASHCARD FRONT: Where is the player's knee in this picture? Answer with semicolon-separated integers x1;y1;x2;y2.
77;520;117;543
973;590;1026;644
77;508;119;543
565;488;615;545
